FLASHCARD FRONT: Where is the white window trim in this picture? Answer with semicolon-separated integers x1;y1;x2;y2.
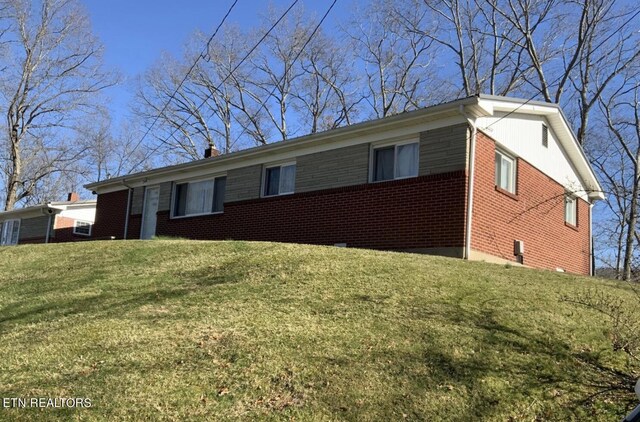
0;218;20;246
495;149;517;194
369;138;420;183
170;175;227;219
565;193;577;226
73;220;93;236
261;161;297;198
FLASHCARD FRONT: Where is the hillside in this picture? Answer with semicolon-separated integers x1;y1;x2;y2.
0;240;638;421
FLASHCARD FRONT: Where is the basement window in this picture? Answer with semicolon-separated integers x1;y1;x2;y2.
372;141;419;182
495;150;516;194
73;220;92;236
0;219;20;246
263;163;296;196
565;194;577;226
173;176;227;217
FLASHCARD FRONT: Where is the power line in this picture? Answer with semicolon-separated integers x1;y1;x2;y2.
229;0;339;149
131;0;239;159
482;8;640;132
131;0;302;170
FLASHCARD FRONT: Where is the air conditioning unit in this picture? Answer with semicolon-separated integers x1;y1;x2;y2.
514;240;525;256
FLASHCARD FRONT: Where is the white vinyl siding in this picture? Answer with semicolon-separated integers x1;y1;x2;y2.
372;141;419;182
495;150;516;194
172;176;226;218
0;219;20;246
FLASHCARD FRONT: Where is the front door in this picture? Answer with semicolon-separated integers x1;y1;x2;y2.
140;186;160;239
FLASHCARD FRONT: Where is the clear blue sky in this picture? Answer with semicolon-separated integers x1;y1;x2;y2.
81;0;341;124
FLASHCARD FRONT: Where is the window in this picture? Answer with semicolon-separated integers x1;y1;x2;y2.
263;163;296;196
542;124;549;148
0;219;20;246
372;142;419;182
173;176;226;217
495;150;516;194
565;194;577;226
73;220;92;236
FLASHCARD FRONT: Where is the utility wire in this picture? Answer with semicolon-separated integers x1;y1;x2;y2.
131;0;302;170
482;8;640;132
130;0;239;161
229;0;339;149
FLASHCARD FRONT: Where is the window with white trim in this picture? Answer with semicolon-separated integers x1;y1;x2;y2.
0;219;20;246
73;220;92;236
495;150;516;194
263;163;296;196
173;176;226;217
372;141;419;182
565;194;577;226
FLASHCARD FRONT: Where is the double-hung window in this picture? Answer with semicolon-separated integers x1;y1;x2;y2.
495;150;516;194
0;219;20;246
73;220;92;236
173;176;226;217
263;163;296;196
565;194;577;226
372;141;419;182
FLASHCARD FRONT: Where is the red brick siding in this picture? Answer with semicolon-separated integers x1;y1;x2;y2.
51;216;92;243
92;190;129;239
152;172;467;250
471;131;591;274
128;215;142;239
19;237;47;244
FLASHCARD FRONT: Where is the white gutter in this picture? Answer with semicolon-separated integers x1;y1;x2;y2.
460;105;478;260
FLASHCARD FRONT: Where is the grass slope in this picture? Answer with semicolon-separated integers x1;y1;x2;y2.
0;240;638;421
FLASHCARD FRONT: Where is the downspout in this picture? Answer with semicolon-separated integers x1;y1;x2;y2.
44;208;52;244
122;180;133;240
460;105;478;260
589;202;594;276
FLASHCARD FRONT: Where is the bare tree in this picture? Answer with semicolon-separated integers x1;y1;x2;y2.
291;30;361;133
135;51;215;162
596;80;640;281
345;0;439;118
241;8;312;141
0;0;116;210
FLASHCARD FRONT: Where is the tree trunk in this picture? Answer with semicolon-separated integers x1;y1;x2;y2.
622;166;639;281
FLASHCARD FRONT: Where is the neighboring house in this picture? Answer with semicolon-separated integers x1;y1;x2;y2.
0;193;96;246
85;95;604;275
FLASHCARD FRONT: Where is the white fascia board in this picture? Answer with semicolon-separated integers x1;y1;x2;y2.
0;205;64;220
88;111;469;194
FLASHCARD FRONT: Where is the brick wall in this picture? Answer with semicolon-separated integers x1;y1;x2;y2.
92;190;129;240
51;216;92;243
151;172;468;250
471;131;591;274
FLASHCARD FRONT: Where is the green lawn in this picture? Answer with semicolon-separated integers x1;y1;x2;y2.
0;240;638;421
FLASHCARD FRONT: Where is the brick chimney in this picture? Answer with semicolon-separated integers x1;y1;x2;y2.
204;146;221;158
67;192;79;202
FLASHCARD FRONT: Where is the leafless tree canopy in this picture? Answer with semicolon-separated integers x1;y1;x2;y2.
0;0;116;210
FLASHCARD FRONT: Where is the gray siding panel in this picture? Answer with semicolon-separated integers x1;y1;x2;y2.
158;182;172;212
419;123;468;175
18;215;52;240
296;144;370;193
131;187;145;215
226;165;262;202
